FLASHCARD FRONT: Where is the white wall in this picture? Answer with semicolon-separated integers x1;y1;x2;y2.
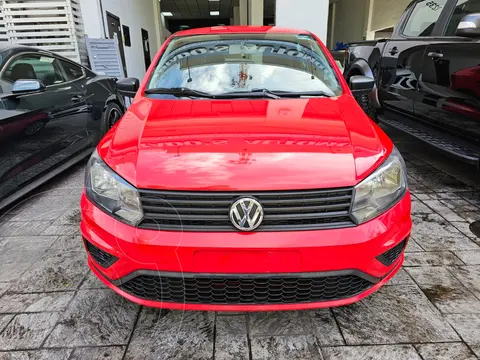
79;0;161;80
330;0;368;46
79;0;103;38
275;0;329;43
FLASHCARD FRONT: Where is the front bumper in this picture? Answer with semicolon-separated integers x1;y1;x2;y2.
80;191;411;311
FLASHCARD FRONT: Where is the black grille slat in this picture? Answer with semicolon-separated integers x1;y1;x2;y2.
265;211;350;220
259;195;352;205
141;198;233;206
138;188;355;231
142;206;230;214
119;273;373;305
265;203;352;213
142;213;230;221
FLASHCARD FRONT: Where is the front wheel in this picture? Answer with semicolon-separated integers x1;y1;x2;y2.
101;102;124;136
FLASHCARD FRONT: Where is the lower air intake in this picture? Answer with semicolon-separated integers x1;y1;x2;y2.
118;272;374;305
377;239;407;266
85;239;118;268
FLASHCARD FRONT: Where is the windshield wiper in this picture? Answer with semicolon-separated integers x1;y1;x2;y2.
144;87;216;98
218;89;281;99
252;89;334;98
220;89;333;99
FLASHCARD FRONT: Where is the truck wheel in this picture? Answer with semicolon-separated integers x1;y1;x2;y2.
355;92;377;122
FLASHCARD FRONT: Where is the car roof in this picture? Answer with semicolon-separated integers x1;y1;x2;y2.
0;44;89;70
173;26;311;37
0;44;44;53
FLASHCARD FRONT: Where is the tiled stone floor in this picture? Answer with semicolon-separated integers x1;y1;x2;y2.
0;127;479;359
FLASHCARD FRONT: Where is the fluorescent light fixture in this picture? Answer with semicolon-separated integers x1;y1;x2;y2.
210;11;220;15
162;12;173;16
209;0;220;1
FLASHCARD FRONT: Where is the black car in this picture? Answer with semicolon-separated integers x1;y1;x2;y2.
343;0;480;167
0;45;125;208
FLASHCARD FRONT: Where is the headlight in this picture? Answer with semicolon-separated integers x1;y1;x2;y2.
352;147;407;224
85;150;143;226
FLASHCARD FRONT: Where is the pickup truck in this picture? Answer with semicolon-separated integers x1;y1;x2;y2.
343;0;480;166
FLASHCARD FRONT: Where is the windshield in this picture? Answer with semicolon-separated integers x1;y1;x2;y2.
147;33;343;97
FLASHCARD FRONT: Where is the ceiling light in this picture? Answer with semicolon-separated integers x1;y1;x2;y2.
210;11;220;15
162;12;173;16
209;0;220;1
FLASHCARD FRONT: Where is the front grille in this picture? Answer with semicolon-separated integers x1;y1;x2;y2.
377;239;407;266
138;188;355;231
85;240;118;268
118;272;374;305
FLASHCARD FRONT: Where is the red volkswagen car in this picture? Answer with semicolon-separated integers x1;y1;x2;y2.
80;26;412;311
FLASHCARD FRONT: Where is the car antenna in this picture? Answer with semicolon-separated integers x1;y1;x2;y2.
187;57;193;83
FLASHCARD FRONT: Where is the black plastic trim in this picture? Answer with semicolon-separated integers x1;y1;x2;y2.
107;268;381;287
379;115;480;164
85;239;118;268
376;239;407;266
0;147;94;211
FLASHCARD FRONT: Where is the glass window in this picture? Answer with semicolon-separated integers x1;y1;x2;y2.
445;0;480;35
403;0;448;37
59;59;84;81
147;33;343;97
2;54;66;86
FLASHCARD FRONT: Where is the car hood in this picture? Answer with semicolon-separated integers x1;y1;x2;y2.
98;96;392;191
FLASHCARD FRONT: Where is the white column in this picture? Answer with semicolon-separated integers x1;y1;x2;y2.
275;0;329;43
365;0;376;40
239;0;248;25
233;6;240;25
153;0;164;51
248;0;263;26
78;0;104;38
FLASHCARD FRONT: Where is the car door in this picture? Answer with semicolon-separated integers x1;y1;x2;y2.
417;0;480;143
0;97;17;203
0;52;89;188
378;0;450;119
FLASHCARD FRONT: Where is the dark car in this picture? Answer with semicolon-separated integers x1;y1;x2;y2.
0;45;125;208
343;0;480;167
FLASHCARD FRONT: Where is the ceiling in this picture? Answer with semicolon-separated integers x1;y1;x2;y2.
160;0;275;20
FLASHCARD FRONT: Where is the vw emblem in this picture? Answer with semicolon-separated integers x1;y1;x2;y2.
230;197;264;231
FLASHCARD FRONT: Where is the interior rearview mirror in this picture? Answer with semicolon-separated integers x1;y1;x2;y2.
117;77;140;98
12;79;46;94
349;75;374;92
456;13;480;38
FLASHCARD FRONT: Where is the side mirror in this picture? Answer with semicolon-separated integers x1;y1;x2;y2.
456;13;480;38
12;79;45;94
349;75;374;92
117;77;139;97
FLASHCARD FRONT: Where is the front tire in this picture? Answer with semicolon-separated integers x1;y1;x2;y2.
101;102;124;136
